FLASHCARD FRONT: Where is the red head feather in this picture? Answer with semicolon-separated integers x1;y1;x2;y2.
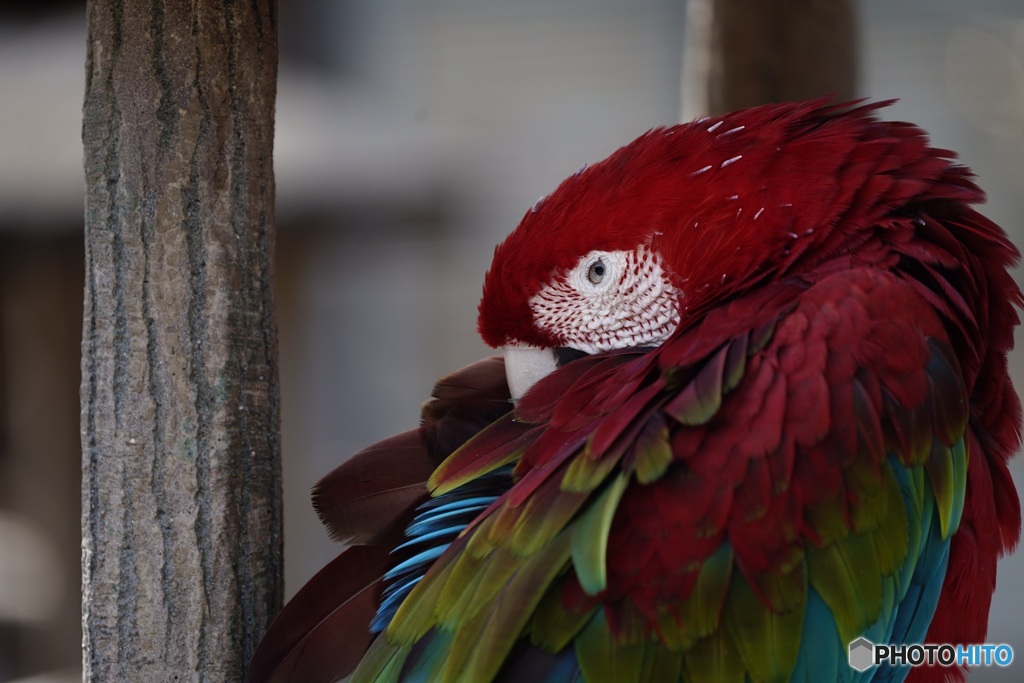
477;98;980;350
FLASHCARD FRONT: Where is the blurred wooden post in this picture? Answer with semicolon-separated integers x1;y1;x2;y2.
682;0;858;119
81;1;281;680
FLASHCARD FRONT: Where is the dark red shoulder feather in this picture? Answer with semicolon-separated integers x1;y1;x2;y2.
245;356;513;683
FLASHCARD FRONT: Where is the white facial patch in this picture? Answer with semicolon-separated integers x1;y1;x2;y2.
529;245;681;354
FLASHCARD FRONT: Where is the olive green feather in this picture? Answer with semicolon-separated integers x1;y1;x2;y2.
575;609;647;683
350;635;409;683
632;413;673;484
723;567;805;683
926;437;968;540
682;627;746;683
664;347;727;426
807;530;883;646
571;473;630;595
529;580;597;652
562;443;623;493
449;530;573;683
666;543;733;647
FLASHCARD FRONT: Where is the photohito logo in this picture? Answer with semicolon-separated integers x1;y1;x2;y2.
848;637;1014;671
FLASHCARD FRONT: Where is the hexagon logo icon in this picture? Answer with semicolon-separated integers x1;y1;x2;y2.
848;637;875;672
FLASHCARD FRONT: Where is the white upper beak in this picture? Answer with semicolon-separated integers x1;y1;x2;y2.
503;346;558;401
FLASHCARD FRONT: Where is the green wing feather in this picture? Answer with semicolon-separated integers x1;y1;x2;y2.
571;474;629;595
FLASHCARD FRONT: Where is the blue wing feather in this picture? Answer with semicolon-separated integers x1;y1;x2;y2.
371;465;515;633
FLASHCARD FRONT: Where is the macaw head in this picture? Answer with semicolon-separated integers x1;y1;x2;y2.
478;98;949;398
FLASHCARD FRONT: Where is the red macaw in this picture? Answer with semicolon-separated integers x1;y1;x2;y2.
246;99;1021;683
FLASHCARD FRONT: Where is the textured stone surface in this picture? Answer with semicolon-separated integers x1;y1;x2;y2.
81;2;281;680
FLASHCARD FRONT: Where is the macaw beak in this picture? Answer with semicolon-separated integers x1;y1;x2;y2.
503;345;591;400
503;346;558;401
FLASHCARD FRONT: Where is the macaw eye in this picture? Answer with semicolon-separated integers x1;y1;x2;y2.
587;258;607;284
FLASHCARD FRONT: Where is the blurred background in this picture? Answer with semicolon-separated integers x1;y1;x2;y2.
2;0;1024;680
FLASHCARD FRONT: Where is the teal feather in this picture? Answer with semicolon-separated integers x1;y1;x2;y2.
372;466;512;634
886;509;950;657
374;576;424;633
391;525;466;552
384;546;448;582
402;630;455;683
791;587;849;683
405;499;494;536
